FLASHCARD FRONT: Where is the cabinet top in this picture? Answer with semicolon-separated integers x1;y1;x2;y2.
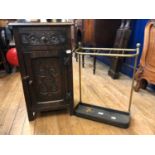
9;22;73;27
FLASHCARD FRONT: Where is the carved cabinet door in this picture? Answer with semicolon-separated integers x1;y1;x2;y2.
23;50;70;111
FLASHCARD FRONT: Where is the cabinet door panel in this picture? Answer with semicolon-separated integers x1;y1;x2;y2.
23;51;67;108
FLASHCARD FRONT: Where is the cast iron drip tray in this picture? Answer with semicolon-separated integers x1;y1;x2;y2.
74;102;130;128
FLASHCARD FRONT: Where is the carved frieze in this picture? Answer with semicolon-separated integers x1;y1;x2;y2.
21;31;66;45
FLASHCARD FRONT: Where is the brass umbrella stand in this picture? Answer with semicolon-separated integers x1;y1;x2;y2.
74;43;140;128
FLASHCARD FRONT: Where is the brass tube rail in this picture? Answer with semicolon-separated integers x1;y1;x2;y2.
75;46;139;58
79;47;136;51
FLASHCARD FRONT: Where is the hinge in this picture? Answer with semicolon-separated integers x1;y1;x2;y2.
64;56;70;65
22;76;33;85
66;92;71;99
22;75;29;80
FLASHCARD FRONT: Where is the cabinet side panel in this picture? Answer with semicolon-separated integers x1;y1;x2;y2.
13;28;34;118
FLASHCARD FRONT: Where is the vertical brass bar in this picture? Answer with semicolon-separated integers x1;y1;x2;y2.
128;44;140;112
79;54;82;102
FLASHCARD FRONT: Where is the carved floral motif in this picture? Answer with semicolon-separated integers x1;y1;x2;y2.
33;59;60;97
21;31;66;45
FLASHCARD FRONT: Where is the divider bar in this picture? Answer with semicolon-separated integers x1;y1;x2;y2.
80;47;136;52
75;52;138;58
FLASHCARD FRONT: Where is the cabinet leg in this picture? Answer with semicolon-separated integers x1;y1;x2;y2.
75;53;78;62
27;110;36;121
134;81;141;92
141;79;148;89
134;79;148;92
82;55;85;68
93;56;96;74
70;108;74;115
69;98;74;115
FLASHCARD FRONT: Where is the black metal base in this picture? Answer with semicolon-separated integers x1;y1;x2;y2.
74;102;130;128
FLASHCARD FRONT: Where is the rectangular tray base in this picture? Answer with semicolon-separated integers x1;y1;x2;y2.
74;102;130;128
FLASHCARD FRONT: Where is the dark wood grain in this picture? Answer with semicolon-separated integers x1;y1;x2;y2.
9;22;73;26
12;23;73;121
108;20;132;79
82;19;121;47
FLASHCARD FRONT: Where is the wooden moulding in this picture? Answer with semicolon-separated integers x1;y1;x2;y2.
135;22;155;92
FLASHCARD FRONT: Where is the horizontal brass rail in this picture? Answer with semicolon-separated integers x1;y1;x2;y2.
75;51;139;58
81;47;136;52
75;47;139;58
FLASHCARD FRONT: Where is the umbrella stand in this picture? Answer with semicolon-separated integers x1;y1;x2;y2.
74;43;140;128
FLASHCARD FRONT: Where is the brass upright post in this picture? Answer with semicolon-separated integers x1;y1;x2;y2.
128;43;140;112
79;54;82;102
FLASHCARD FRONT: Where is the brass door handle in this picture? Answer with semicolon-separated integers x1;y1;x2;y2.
66;50;72;54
